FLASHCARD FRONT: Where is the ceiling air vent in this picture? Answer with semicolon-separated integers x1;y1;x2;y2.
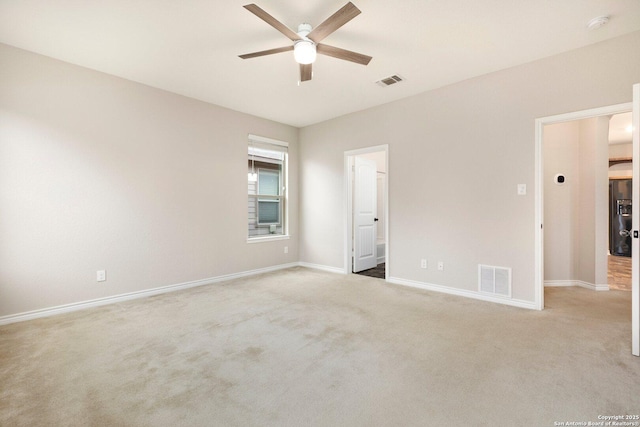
376;75;405;87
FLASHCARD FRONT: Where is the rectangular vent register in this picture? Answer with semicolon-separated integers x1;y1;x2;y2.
478;264;512;298
376;75;405;87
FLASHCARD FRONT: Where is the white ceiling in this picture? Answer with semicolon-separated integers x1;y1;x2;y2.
1;0;640;128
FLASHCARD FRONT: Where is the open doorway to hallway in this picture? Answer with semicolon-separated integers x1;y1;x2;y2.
537;85;640;357
537;100;640;358
543;111;632;293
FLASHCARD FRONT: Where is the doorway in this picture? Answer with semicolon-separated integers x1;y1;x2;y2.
344;145;389;280
535;99;638;357
542;112;633;293
535;103;632;308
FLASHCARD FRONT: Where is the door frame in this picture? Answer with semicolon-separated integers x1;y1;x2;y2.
534;102;632;311
344;145;389;279
632;84;639;356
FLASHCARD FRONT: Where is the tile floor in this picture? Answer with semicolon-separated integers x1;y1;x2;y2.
356;263;385;279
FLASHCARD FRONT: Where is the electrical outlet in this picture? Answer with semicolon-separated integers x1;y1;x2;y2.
96;270;106;282
420;259;427;269
437;261;444;271
284;246;288;254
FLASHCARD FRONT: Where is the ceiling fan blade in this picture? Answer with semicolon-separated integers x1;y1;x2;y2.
300;64;313;82
239;46;293;59
243;4;301;41
307;2;361;43
317;44;372;65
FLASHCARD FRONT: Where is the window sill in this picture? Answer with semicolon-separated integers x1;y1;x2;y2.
247;235;290;244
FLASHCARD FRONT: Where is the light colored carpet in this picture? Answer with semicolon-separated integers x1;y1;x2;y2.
1;267;638;426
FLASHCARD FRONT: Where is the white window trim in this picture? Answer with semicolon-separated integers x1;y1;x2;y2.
247;134;289;242
249;134;289;148
246;235;290;244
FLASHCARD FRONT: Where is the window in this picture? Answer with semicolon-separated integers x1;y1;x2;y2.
257;170;280;225
248;136;288;239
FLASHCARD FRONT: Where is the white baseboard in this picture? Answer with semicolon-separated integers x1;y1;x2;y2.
388;276;537;310
298;262;346;275
298;266;537;309
0;262;300;326
544;280;609;291
576;281;610;291
0;261;549;325
544;280;576;287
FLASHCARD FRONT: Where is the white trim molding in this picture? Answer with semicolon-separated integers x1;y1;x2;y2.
0;262;299;326
248;134;288;147
388;276;537;310
1;261;575;326
544;280;609;291
544;280;576;287
298;262;346;275
247;235;290;244
576;281;610;292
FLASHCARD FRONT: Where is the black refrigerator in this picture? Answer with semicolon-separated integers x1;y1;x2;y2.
609;179;632;257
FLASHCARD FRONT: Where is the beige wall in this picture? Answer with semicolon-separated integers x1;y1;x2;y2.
575;117;609;286
593;116;610;287
299;31;640;303
610;142;633;159
0;43;299;317
543;121;580;281
609;142;633;178
2;30;639;317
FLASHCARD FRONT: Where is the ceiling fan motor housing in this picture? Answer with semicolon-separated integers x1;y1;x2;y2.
297;23;313;37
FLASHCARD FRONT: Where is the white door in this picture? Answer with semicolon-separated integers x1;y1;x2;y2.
632;83;639;356
353;156;378;272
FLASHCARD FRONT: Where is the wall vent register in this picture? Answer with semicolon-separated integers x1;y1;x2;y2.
478;264;512;298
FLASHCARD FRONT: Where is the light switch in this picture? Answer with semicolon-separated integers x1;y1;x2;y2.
517;184;527;195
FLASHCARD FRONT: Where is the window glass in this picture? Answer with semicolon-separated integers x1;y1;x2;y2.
258;200;279;224
258;170;279;196
248;139;287;238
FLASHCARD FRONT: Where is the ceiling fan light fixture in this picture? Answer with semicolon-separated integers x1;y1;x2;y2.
294;40;316;64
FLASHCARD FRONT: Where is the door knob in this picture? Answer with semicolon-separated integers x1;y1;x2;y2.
374;218;379;222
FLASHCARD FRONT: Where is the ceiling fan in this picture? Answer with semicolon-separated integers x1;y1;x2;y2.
239;2;372;83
